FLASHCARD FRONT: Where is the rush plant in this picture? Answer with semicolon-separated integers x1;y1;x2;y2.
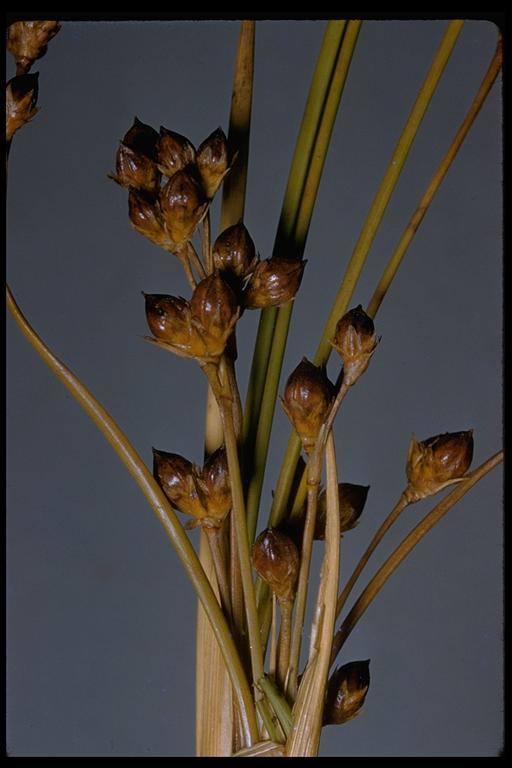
6;19;503;757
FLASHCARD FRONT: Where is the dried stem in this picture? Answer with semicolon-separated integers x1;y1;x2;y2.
286;431;340;756
277;600;293;690
330;450;503;666
186;240;207;281
286;382;349;697
203;363;264;691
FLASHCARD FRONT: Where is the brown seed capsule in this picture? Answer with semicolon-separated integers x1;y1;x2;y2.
110;117;160;194
196;127;230;198
198;447;232;524
153;449;206;522
157;126;196;178
332;305;378;386
128;191;172;248
144;293;195;350
315;483;370;540
281;358;334;454
159;168;208;245
7;21;60;74
244;258;305;309
252;528;300;603
190;273;240;357
212;223;258;279
6;73;39;141
123;117;160;159
324;660;370;726
405;430;474;502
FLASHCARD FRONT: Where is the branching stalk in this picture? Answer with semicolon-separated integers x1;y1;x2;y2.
330;450;503;666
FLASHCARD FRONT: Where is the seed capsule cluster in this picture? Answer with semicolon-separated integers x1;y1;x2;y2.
153;446;232;529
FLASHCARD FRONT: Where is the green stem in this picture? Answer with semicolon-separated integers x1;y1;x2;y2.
244;20;361;544
366;33;502;318
314;19;464;366
330;450;503;667
243;19;347;486
6;283;259;747
264;19;465;550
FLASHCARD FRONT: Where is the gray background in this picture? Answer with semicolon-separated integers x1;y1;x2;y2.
6;20;502;757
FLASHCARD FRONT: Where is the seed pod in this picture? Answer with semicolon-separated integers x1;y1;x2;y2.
324;660;370;726
128;190;172;248
281;358;333;454
198;447;232;524
315;483;370;539
332;305;378;386
212;223;258;279
244;258;305;309
405;430;474;502
196;127;230;198
7;21;60;73
6;73;39;141
123;116;160;159
152;449;206;522
144;293;195;349
159;168;208;245
109;117;160;194
252;528;300;604
157;126;196;178
190;273;240;357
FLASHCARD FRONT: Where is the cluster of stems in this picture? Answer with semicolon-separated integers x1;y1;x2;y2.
6;18;503;758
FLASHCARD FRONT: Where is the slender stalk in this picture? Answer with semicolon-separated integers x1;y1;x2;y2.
314;19;464;365
205;526;232;618
367;35;502;318
186;241;207;281
269;593;278;680
202;211;212;273
286;382;349;697
330;451;503;667
6;283;259;747
245;20;361;544
336;492;409;618
277;600;293;690
286;431;341;756
203;363;264;689
256;698;283;745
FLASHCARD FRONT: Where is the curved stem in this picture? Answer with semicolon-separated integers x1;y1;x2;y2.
6;283;259;747
186;241;207;281
330;451;503;667
202;211;212;274
335;492;409;618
